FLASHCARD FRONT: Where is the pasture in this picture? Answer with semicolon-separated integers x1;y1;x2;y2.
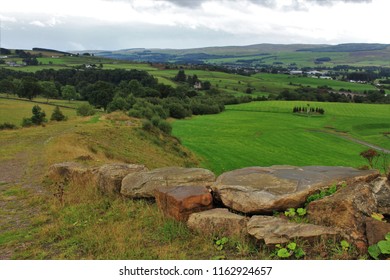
0;97;79;126
172;101;390;175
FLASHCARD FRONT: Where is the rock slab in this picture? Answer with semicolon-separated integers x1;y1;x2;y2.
155;185;213;222
365;218;390;246
98;164;148;195
47;162;98;186
187;208;248;237
212;166;378;214
247;216;339;245
307;182;377;250
371;177;390;215
121;167;215;198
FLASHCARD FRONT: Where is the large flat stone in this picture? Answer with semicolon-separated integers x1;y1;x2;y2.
47;162;99;186
247;216;340;245
187;208;249;237
155;185;213;222
98;163;148;195
121;167;215;198
212;166;379;214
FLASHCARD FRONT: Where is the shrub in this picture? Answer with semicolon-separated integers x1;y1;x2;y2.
158;120;172;135
0;122;17;130
76;103;95;116
50;106;67;121
31;105;47;125
141;119;153;131
21;117;33;127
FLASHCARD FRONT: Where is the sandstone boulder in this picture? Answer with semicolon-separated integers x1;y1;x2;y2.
98;164;148;195
187;208;248;237
371;177;390;215
121;167;215;198
306;182;377;250
211;166;378;214
247;216;339;245
365;218;390;246
155;185;213;222
47;162;98;186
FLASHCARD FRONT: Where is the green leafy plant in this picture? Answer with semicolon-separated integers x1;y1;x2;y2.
284;207;307;223
306;183;339;205
371;212;385;222
273;242;305;259
215;237;229;251
340;240;350;251
296;208;307;216
368;233;390;260
284;208;296;217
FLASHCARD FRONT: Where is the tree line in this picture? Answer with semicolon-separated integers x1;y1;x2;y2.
0;68;257;133
277;85;389;104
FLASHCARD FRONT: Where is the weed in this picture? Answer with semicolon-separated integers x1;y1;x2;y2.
214;236;229;251
306;183;339;205
272;242;305;259
371;212;385;222
284;207;308;223
368;232;390;260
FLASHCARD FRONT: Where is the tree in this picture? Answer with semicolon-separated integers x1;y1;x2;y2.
50;106;67;121
16;77;42;100
40;81;59;103
61;85;78;103
31;105;47;125
202;81;211;90
76;104;95;116
0;79;15;98
174;69;187;82
86;81;115;111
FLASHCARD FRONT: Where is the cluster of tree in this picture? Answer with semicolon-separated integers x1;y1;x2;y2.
293;106;325;115
173;69;211;89
277;86;389;104
15;50;39;66
0;48;12;55
21;105;67;127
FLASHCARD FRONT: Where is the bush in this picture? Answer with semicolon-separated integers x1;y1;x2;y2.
141;119;153;131
0;122;17;130
76;103;95;116
31;105;47;125
158;120;172;135
21;117;33;127
50;106;67;121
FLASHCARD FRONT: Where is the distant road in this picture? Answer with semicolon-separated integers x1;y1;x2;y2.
309;129;390;154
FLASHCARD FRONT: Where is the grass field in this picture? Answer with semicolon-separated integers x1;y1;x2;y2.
172;101;390;175
0;97;80;126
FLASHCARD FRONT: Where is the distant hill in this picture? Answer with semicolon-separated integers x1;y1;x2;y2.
297;43;390;52
32;47;72;56
92;43;390;67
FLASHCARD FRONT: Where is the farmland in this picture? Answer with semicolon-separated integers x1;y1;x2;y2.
172;101;390;175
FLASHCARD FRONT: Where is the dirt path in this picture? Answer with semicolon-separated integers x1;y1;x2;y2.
0;125;74;259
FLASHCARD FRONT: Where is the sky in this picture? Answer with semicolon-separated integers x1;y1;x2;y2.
0;0;389;51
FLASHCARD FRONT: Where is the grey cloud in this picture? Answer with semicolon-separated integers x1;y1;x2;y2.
104;0;371;9
160;0;371;8
307;0;372;5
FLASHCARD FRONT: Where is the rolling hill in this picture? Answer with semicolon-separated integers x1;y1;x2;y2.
93;43;390;67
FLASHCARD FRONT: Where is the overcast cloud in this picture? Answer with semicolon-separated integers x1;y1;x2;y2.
0;0;388;51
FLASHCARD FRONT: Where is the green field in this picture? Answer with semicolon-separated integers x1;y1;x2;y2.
149;69;379;95
0;97;79;126
172;101;390;175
